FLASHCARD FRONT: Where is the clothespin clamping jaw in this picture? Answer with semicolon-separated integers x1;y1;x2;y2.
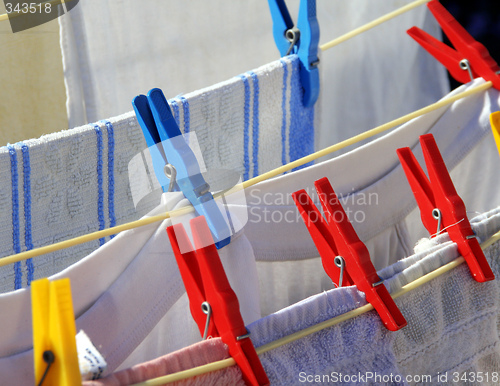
397;133;495;283
407;0;500;90
167;217;269;386
32;278;81;386
133;88;231;249
292;178;407;331
268;0;320;107
490;112;500;158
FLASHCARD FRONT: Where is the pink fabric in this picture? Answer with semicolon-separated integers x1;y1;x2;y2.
83;338;245;386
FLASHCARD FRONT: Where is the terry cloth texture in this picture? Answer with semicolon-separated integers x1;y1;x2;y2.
84;208;500;386
0;80;497;385
0;55;313;292
82;338;244;386
247;208;500;386
245;78;500;316
59;0;448;148
0;192;261;385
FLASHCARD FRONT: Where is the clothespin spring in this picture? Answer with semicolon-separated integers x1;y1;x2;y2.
430;208;469;238
432;208;443;235
459;59;474;82
38;351;55;386
164;164;177;193
285;27;300;56
200;301;253;342
201;301;212;340
236;329;252;341
333;256;345;288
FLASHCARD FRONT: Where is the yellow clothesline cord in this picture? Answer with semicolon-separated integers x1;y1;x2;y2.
0;80;492;268
319;0;432;51
130;229;500;386
0;0;71;22
0;0;428;31
241;81;492;189
0;0;446;264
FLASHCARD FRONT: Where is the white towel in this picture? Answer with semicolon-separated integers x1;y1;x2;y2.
73;207;500;385
0;80;498;384
59;0;448;147
248;208;500;385
0;56;313;291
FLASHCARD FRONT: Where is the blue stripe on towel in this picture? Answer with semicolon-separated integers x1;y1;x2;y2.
8;145;22;289
20;143;34;285
180;96;190;134
93;124;105;246
101;120;116;238
248;71;260;178
289;57;315;171
170;99;181;128
239;74;251;181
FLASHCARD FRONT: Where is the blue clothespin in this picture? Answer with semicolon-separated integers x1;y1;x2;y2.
132;88;231;249
268;0;320;107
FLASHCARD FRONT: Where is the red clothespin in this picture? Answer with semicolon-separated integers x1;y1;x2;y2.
407;0;500;90
292;178;407;331
397;133;494;283
167;217;269;386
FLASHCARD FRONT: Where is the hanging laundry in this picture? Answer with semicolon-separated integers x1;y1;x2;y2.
0;56;312;291
83;338;244;386
59;0;448;150
249;208;500;385
0;78;498;384
84;207;500;385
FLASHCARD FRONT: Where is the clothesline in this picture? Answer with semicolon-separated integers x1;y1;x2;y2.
0;0;428;42
319;0;431;51
0;0;436;264
0;80;493;268
127;229;500;386
1;1;495;384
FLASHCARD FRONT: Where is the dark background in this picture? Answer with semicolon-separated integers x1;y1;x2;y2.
440;0;500;89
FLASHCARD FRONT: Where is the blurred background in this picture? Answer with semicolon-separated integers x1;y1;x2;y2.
0;4;66;145
440;0;500;89
0;0;499;145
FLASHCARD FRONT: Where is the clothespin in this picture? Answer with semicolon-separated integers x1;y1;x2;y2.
397;133;495;283
268;0;320;107
167;217;269;386
407;0;500;90
32;278;81;386
490;112;500;157
133;88;231;249
292;178;407;331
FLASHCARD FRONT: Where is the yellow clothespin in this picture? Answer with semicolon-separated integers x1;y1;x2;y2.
490;111;500;157
32;278;81;386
